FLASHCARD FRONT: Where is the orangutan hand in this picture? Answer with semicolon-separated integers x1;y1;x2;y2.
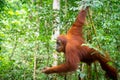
41;67;50;74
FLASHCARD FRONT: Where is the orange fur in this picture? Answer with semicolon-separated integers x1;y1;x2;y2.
42;7;117;80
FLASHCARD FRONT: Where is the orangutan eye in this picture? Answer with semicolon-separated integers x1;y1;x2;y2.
57;40;61;45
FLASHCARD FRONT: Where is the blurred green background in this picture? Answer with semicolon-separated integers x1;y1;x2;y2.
0;0;120;80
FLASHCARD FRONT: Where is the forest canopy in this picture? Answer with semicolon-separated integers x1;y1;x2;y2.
0;0;120;80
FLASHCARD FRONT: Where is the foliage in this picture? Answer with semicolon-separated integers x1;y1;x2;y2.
0;0;119;80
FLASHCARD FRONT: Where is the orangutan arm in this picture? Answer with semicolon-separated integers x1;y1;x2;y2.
42;44;80;74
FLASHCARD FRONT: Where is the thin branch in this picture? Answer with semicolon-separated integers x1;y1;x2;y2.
88;9;101;49
9;39;17;60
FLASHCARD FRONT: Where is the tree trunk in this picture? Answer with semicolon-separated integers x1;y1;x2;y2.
52;0;60;66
